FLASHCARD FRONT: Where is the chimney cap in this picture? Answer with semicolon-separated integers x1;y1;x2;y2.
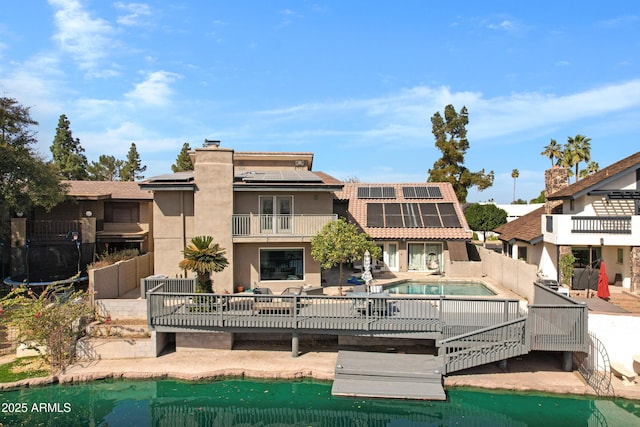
203;139;220;147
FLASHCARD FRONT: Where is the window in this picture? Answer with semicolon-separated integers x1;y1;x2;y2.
572;247;601;268
617;248;624;264
104;202;139;223
518;246;528;262
260;248;304;281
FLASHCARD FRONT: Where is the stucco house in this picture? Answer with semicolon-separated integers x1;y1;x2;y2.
495;151;640;292
140;144;473;292
334;183;473;274
140;145;342;293
8;180;153;284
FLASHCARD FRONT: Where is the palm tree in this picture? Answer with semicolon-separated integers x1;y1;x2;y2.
579;161;600;178
179;235;229;293
541;139;562;167
511;169;519;203
565;134;592;182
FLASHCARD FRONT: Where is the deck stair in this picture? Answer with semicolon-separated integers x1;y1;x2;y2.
331;350;446;400
439;317;530;374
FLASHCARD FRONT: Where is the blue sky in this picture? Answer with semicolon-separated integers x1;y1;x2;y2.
1;1;640;203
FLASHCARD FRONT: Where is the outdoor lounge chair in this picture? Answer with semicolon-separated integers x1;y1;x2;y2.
611;362;636;383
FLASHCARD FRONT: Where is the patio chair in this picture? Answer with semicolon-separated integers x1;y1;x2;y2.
253;287;273;302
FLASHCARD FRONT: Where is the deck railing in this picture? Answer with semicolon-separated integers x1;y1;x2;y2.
438;317;529;374
571;216;632;234
141;277;196;299
232;214;336;237
528;304;588;352
146;286;524;336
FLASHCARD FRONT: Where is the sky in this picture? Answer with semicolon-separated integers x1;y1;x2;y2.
1;1;640;204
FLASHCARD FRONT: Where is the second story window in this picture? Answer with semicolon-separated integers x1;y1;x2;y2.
105;202;139;223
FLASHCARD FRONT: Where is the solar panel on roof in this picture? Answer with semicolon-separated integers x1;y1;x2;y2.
438;203;461;227
402;203;421;227
384;203;404;227
357;186;396;198
241;170;322;182
419;203;442;227
402;186;443;199
367;204;384;227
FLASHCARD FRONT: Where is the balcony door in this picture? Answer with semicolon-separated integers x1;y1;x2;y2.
260;196;293;233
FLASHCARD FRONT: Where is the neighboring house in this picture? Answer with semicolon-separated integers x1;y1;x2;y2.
496;152;640;292
493;205;548;263
140;146;342;293
334;183;473;274
8;181;153;283
495;203;544;223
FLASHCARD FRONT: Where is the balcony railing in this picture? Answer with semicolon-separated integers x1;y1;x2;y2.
571;216;632;234
29;220;82;241
232;214;336;237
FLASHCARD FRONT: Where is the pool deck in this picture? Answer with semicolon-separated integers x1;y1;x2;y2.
3;272;640;401
3;347;640;401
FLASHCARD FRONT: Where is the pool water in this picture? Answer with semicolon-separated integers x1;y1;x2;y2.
386;280;496;296
0;379;638;426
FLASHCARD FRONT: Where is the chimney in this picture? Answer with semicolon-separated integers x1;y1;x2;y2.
544;167;569;214
203;139;220;148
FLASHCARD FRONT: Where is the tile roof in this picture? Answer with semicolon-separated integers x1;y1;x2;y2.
494;206;545;243
549;151;640;199
336;183;472;240
63;180;154;200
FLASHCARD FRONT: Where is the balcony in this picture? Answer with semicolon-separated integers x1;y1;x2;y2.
29;220;82;241
543;215;640;246
232;214;336;240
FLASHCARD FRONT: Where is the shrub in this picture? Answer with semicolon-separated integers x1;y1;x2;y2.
87;248;140;270
0;282;95;373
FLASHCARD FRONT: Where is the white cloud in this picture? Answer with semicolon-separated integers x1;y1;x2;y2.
114;2;152;27
48;0;116;72
250;80;640;148
124;70;181;106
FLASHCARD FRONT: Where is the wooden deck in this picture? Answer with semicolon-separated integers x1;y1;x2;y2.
146;284;590;381
332;350;446;400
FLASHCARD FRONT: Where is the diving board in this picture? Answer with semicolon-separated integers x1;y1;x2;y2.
331;350;446;400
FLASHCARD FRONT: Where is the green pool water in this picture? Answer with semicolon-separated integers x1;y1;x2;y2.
1;379;638;426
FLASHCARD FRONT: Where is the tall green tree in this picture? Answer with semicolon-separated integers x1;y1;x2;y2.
171;142;193;172
120;142;147;181
0;96;65;239
541;139;562;167
50;114;88;180
530;190;545;203
561;135;591;183
427;105;494;202
87;155;123;181
511;169;519;203
464;203;507;245
311;219;381;292
178;236;229;293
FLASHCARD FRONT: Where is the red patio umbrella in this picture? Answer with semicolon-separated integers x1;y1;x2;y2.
597;261;610;300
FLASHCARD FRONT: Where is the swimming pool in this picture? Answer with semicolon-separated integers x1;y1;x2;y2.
385;280;496;296
0;378;638;426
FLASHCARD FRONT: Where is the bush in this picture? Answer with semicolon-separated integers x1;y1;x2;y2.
87;249;140;270
0;283;95;373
